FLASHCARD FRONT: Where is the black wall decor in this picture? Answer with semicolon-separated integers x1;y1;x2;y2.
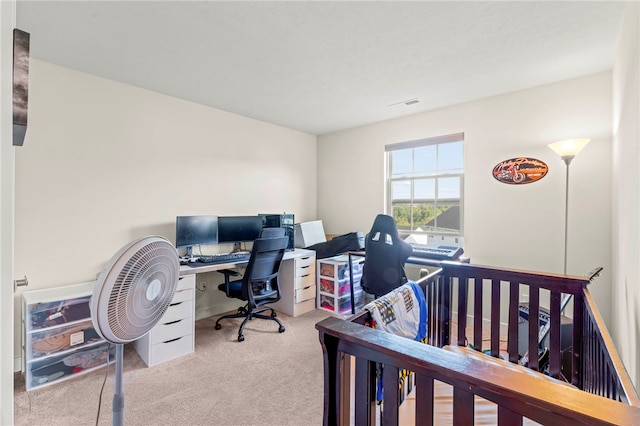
13;29;30;147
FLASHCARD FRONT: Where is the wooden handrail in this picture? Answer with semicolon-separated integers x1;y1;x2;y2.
581;288;640;405
317;316;640;425
317;261;640;425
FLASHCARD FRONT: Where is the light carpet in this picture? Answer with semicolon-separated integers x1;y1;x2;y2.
14;308;331;426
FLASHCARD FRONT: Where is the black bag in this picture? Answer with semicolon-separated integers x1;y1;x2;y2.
306;232;365;259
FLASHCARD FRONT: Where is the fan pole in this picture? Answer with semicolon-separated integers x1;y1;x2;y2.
113;344;125;426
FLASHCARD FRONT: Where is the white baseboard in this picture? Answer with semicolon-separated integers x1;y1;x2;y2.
195;301;241;321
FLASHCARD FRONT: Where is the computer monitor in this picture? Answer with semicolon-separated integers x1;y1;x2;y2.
217;216;263;249
175;215;218;257
259;213;295;251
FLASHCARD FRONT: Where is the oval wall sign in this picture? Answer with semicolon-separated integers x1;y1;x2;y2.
492;157;548;185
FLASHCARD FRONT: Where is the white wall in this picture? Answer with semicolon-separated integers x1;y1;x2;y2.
612;2;640;389
12;60;317;365
318;72;613;330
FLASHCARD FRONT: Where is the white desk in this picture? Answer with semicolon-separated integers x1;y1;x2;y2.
133;249;316;367
178;248;313;275
180;248;316;315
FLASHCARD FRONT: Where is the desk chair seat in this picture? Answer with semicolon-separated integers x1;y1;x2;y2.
214;230;288;342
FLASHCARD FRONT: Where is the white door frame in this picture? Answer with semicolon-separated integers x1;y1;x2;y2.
1;1;17;424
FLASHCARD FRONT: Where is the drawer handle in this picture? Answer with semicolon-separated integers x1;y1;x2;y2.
302;286;312;290
300;265;310;270
300;256;310;260
164;319;183;326
163;336;183;344
169;301;183;307
300;274;309;278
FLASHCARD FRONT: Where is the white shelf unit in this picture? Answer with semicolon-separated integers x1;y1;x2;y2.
271;249;316;317
317;255;364;316
132;274;195;367
22;281;115;391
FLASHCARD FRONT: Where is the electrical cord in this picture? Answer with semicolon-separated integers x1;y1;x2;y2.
95;343;111;426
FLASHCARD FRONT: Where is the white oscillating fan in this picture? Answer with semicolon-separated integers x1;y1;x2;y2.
91;236;179;426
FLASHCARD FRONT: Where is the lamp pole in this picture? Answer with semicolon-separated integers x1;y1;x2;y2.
561;156;573;275
548;138;590;276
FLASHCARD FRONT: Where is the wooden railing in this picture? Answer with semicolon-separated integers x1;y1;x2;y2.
316;262;640;425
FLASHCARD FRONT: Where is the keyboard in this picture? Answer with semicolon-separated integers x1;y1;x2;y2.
410;244;464;260
196;252;251;264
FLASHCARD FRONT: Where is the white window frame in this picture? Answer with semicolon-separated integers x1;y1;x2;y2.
385;132;464;237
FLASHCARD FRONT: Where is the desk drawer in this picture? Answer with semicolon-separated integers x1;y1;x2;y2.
162;298;193;323
295;255;315;270
149;334;193;366
295;285;316;303
171;288;193;305
150;317;192;345
293;273;314;290
295;263;315;280
294;257;316;277
177;274;195;291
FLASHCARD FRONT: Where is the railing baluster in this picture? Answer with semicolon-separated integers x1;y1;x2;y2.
443;276;452;347
318;331;340;426
573;290;584;387
458;277;468;346
498;405;523;425
415;374;434;426
355;357;376;425
474;278;483;351
549;290;562;379
490;279;501;358
453;387;474;426
382;364;400;425
508;281;519;363
529;286;540;371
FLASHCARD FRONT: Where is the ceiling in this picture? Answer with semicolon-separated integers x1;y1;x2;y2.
16;1;625;136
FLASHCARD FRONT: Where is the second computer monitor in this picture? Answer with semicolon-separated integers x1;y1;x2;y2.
217;215;263;244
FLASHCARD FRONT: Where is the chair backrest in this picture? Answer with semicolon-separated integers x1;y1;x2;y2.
242;235;288;304
259;227;286;239
360;214;413;297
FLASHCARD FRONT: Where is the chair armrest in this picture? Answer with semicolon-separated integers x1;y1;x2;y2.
218;269;241;297
218;269;241;278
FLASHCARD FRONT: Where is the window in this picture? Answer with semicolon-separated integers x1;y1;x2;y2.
386;132;464;237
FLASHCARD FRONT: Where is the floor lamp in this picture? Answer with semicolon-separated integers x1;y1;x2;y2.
548;138;590;275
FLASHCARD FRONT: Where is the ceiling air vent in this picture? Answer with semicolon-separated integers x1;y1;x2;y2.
388;98;420;107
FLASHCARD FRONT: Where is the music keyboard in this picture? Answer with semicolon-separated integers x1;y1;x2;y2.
410;244;464;260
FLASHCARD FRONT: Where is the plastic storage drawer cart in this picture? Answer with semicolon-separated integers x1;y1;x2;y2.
22;281;115;391
317;255;364;316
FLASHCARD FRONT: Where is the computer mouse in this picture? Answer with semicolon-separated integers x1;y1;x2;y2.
188;257;198;263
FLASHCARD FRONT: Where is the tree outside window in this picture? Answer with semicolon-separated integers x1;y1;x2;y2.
386;133;464;237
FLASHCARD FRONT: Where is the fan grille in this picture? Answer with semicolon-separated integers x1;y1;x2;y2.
93;237;179;343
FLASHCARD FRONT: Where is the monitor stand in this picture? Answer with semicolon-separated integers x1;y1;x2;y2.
232;242;242;253
184;246;198;261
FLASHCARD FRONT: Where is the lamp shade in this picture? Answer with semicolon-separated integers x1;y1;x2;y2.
548;138;590;158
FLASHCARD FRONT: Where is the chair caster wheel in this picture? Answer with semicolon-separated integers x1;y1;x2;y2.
215;324;221;330
279;325;285;333
238;335;245;342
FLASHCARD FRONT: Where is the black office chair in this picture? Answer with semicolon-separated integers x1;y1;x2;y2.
214;231;288;342
360;214;413;298
259;227;286;239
